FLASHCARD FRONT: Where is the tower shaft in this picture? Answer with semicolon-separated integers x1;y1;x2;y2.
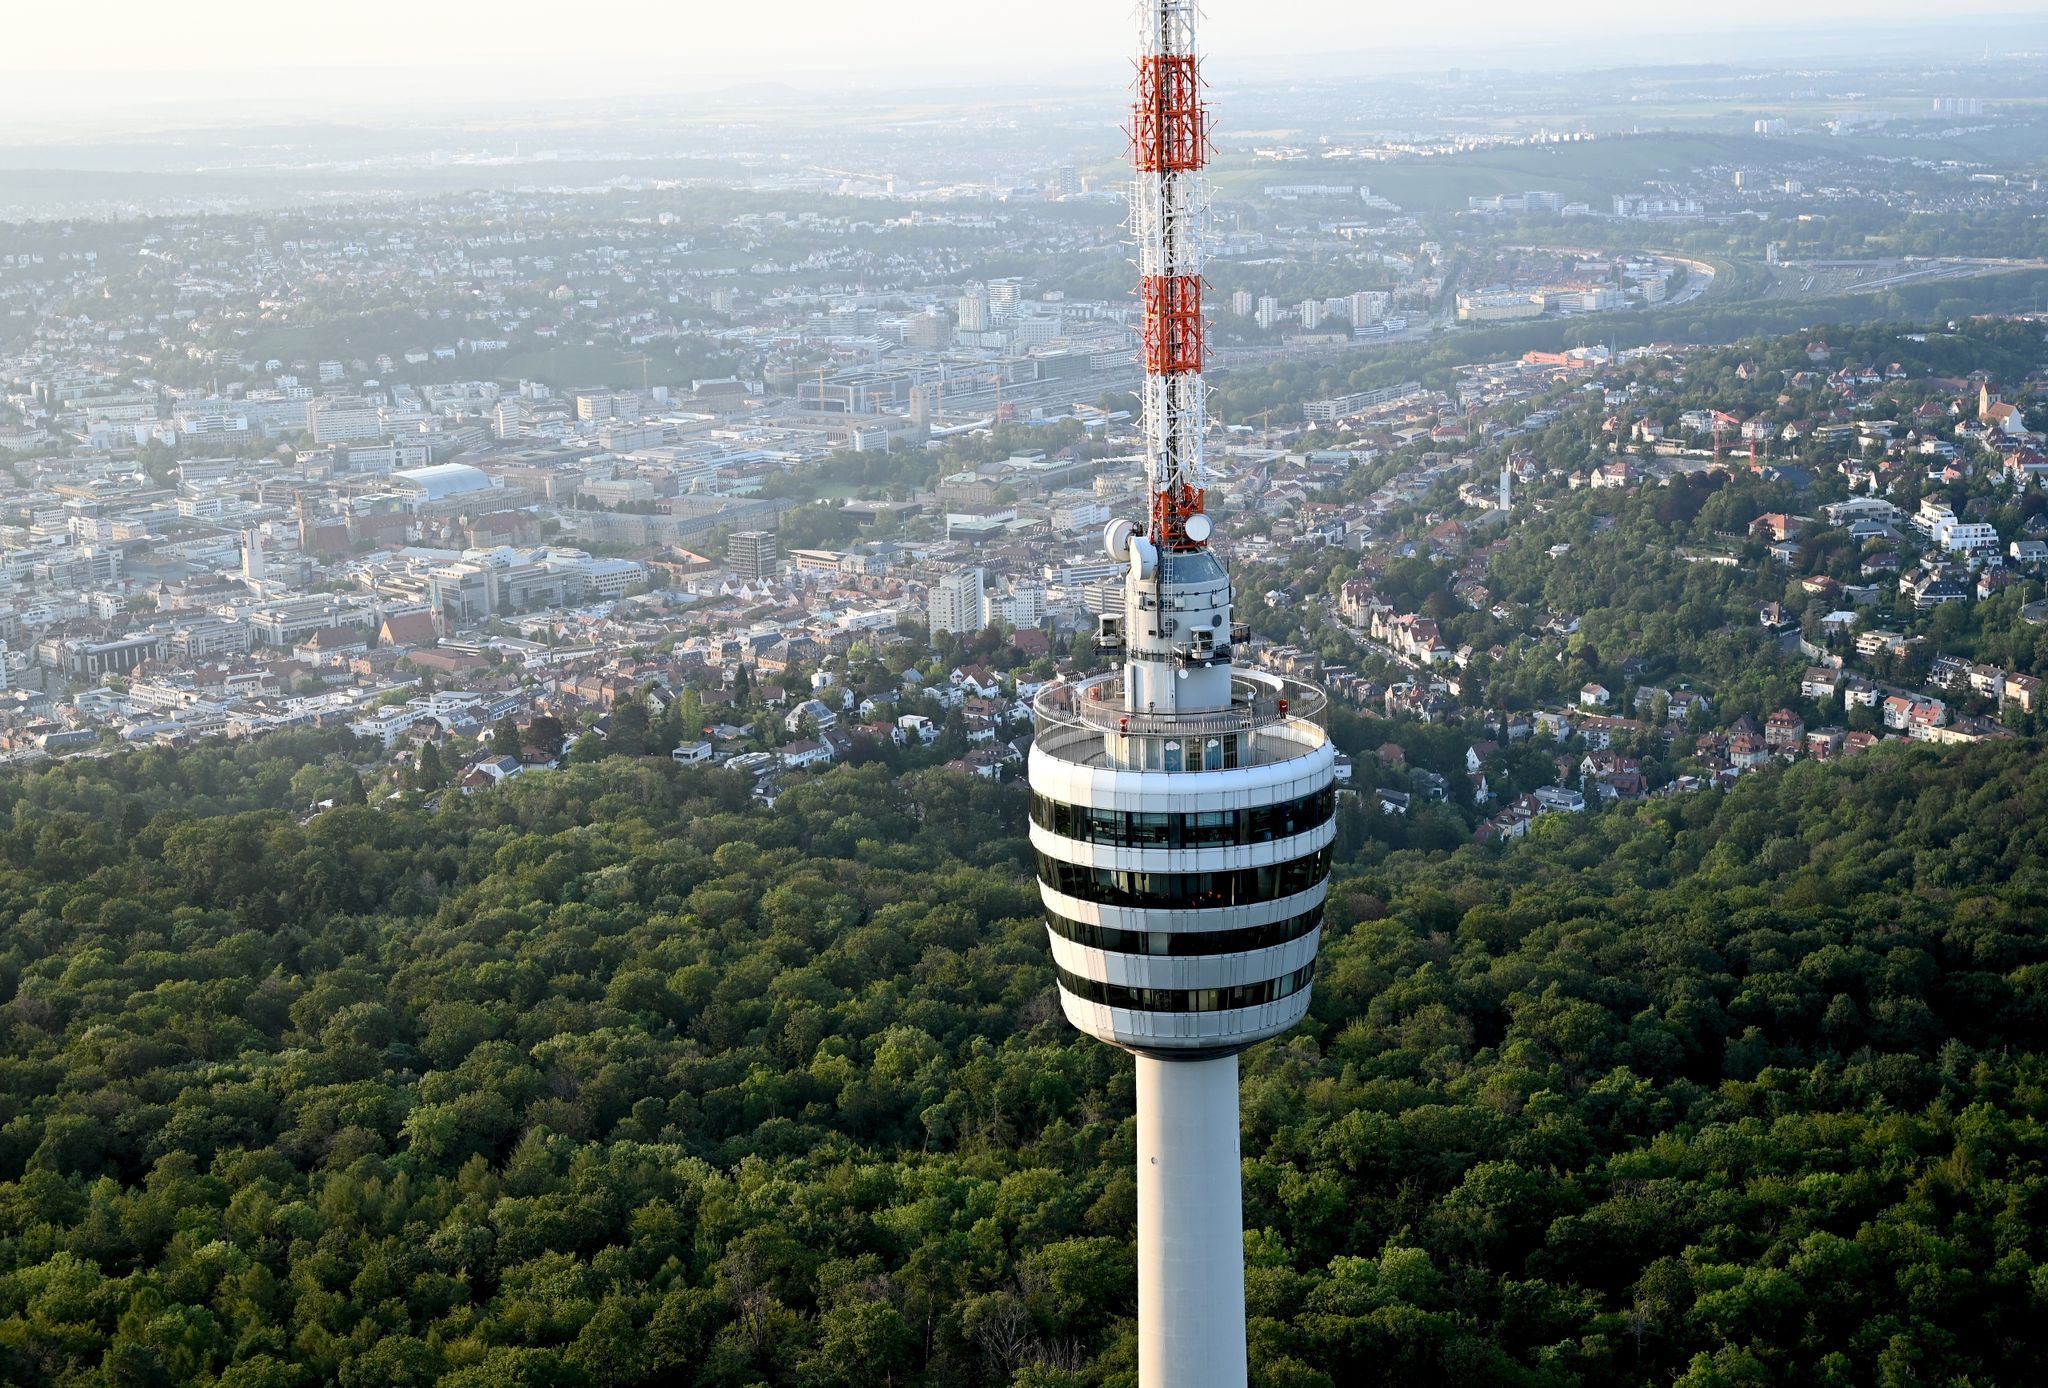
1138;1053;1248;1388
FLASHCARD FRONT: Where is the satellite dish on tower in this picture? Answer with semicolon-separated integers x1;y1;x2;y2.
1104;517;1137;561
1130;533;1159;580
1184;514;1212;544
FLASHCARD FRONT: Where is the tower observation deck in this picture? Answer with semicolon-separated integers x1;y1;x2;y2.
1025;5;1338;1383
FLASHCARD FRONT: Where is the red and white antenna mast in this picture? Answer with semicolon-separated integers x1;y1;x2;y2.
1133;0;1209;552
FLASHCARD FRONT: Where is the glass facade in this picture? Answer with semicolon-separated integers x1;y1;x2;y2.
1035;847;1331;909
1054;962;1316;1014
1045;906;1322;957
1031;785;1335;849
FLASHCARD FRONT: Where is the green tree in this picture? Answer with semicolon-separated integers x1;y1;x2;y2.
609;699;652;757
489;717;522;758
523;714;567;761
411;741;448;791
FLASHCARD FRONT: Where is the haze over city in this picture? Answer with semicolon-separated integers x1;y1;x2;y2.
4;1;2048;123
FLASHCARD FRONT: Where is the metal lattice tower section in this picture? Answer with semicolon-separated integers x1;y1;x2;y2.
1024;8;1340;1385
1133;0;1209;552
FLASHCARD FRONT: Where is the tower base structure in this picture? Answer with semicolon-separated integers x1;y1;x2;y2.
1137;1053;1248;1388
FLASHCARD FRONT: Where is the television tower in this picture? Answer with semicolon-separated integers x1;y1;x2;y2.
1026;5;1338;1384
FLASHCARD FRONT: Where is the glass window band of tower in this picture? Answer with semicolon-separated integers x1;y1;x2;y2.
1031;785;1335;849
1113;733;1241;773
1035;847;1332;909
1055;962;1315;1014
1045;906;1322;957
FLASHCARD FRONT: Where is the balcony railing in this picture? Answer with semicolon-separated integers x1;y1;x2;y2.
1032;669;1327;742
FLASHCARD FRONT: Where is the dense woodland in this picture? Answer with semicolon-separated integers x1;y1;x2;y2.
0;732;2041;1386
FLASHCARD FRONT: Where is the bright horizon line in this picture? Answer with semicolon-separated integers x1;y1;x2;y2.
0;6;2041;138
1;5;2041;82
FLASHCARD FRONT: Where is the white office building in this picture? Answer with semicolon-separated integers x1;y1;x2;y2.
927;566;987;635
307;396;384;444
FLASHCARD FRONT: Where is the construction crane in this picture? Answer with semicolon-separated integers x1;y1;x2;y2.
619;355;656;392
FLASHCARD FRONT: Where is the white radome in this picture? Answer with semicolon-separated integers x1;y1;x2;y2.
1103;516;1137;562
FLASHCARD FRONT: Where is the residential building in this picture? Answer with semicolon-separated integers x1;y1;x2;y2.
928;567;987;636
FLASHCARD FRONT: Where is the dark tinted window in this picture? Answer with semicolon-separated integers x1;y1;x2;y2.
1055;962;1315;1013
1034;847;1331;909
1031;785;1335;849
1044;907;1322;957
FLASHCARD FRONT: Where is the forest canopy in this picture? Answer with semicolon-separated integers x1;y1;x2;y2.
0;732;2040;1386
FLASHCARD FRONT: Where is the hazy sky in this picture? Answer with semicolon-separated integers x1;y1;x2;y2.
4;0;2039;81
0;0;2038;133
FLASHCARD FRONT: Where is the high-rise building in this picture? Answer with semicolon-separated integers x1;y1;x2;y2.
987;579;1045;629
493;398;533;439
1026;9;1337;1387
903;309;950;350
1230;289;1254;317
727;531;780;584
1254;295;1280;330
1348;290;1390;325
1298;298;1324;330
927;566;986;635
957;289;991;334
987;278;1026;318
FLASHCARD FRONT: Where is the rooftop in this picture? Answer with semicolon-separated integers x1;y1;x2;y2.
392;463;494;502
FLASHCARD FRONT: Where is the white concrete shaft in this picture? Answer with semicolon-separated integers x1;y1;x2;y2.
1137;1053;1247;1388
